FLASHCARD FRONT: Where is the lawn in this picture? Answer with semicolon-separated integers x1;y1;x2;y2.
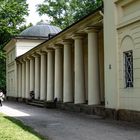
0;113;46;140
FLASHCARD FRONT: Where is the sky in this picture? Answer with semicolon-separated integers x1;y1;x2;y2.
26;0;49;25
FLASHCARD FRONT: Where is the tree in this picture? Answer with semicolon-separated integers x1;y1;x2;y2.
0;51;6;91
0;0;29;90
0;0;29;47
37;0;103;29
73;0;103;21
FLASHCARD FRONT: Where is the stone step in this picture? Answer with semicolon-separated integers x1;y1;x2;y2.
28;101;45;107
27;99;45;107
31;100;44;104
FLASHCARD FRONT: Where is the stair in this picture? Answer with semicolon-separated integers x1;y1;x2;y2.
27;99;45;107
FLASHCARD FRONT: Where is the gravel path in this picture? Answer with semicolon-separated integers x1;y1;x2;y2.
0;101;140;140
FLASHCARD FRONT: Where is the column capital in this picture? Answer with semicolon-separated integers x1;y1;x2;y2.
42;46;54;52
16;59;22;64
37;49;47;55
63;39;73;46
72;33;85;39
23;57;30;61
26;56;31;60
53;44;63;49
36;50;41;54
42;47;46;52
23;58;27;62
27;55;34;60
20;58;26;63
32;52;40;58
46;48;54;52
40;51;47;55
18;59;23;64
85;27;99;33
16;61;20;65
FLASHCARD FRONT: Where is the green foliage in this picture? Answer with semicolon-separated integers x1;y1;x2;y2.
0;0;29;90
73;0;103;21
0;0;29;45
37;0;103;29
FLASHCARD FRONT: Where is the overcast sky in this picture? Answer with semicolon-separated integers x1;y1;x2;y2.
26;0;49;25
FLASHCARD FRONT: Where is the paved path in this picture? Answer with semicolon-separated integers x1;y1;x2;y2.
0;101;140;140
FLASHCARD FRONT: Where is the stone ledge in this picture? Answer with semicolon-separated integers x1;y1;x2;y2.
6;96;18;101
56;102;105;116
105;108;118;120
118;109;140;122
5;97;140;122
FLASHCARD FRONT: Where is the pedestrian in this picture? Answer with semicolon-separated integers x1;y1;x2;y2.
0;89;4;106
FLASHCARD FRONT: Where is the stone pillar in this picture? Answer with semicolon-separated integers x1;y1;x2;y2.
34;54;40;100
21;61;25;98
15;62;18;97
47;50;54;101
54;46;63;101
87;28;100;105
25;59;30;99
40;52;47;100
30;57;35;93
73;35;85;104
18;62;22;98
63;41;73;102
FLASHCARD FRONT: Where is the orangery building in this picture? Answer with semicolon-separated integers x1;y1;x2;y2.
4;0;140;121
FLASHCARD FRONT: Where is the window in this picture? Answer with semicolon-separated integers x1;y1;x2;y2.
124;50;133;88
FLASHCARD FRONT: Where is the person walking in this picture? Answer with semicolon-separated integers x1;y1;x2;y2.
0;90;4;106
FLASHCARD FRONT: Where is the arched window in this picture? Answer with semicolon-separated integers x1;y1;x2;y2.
123;50;133;87
121;36;134;88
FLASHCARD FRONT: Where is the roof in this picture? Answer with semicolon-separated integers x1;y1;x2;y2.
19;22;61;37
16;6;103;60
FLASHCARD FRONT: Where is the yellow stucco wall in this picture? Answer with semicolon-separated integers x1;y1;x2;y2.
104;0;119;109
118;20;140;111
104;0;140;111
7;48;16;97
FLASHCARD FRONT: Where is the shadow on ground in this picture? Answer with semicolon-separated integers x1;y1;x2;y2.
3;115;47;140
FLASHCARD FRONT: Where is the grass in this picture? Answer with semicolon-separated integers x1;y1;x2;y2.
0;113;46;140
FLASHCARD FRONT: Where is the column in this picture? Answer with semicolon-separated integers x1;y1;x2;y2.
63;41;73;102
25;59;30;99
40;52;47;100
30;57;35;92
15;62;18;97
18;63;22;98
87;29;100;105
34;55;40;100
73;35;85;104
54;46;63;101
47;50;54;101
21;61;25;98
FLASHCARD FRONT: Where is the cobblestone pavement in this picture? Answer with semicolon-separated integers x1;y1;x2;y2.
0;101;140;140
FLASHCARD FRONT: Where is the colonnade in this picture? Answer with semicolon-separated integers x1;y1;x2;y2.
17;29;101;105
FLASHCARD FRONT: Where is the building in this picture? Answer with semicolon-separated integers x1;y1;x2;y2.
4;0;140;121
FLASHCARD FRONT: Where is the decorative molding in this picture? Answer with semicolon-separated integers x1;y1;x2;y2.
117;16;140;30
